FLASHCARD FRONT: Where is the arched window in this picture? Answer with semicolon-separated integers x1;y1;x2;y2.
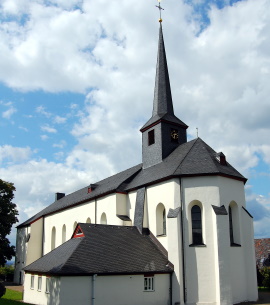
51;227;56;250
191;205;203;245
62;225;66;243
100;213;107;225
86;217;91;224
156;203;166;236
229;202;241;246
73;221;78;231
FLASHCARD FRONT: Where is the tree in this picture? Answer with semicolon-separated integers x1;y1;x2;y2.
0;180;18;266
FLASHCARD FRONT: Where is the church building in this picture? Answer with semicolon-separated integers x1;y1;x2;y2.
14;20;258;305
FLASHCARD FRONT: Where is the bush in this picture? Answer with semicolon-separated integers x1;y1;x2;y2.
0;282;6;298
261;267;270;288
0;266;14;282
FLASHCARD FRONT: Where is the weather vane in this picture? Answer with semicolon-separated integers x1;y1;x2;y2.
156;0;164;23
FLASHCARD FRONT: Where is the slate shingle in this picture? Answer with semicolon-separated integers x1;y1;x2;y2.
23;224;173;276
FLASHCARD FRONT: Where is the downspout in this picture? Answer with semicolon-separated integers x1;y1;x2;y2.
180;178;186;304
91;274;97;305
170;272;173;305
95;199;97;224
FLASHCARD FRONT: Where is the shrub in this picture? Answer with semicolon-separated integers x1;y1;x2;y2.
0;266;14;282
0;282;6;298
261;267;270;288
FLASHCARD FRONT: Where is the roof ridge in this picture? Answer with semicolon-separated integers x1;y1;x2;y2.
172;138;198;175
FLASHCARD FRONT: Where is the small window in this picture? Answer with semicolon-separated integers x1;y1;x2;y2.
144;276;154;291
100;213;107;225
30;275;35;289
37;276;42;291
45;277;50;294
191;205;203;245
156;203;166;236
229;206;234;244
51;227;56;250
62;224;66;243
148;129;155;146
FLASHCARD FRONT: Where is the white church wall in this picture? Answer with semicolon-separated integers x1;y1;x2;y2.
228;209;258;304
59;276;91;305
242;209;258;302
167;214;185;305
146;179;177;249
43;199;96;254
182;176;221;305
218;177;246;208
24;274;61;305
95;274;170;305
97;193;122;226
24;274;170;305
127;190;137;223
26;218;44;266
213;208;232;305
14;226;29;284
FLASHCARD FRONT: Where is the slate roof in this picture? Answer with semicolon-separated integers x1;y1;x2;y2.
123;137;246;191
17;164;142;228
141;25;188;132
18;137;246;228
23;224;173;276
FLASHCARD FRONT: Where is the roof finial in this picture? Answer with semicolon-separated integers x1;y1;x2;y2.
156;0;164;23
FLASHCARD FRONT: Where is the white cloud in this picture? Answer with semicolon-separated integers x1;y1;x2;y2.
53;140;66;148
36;106;52;117
54;115;67;124
1;0;270;243
41;124;57;133
2;105;17;119
0;145;32;164
40;134;49;141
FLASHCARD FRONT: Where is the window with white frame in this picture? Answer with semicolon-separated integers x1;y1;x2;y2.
37;276;42;291
144;275;154;291
30;275;35;289
45;277;50;294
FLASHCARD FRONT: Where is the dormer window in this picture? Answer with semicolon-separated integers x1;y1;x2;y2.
148;129;155;146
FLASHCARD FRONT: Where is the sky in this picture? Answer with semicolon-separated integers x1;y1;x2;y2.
0;0;270;247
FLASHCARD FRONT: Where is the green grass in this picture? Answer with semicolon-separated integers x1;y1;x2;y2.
258;286;270;292
0;289;32;305
2;289;22;301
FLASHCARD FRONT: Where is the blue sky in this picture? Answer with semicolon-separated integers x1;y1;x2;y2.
0;0;270;245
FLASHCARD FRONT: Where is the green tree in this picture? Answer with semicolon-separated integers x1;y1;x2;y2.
0;180;18;266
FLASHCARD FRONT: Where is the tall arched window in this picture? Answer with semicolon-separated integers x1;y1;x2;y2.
73;221;78;231
229;202;241;246
191;205;203;245
156;203;166;236
62;224;66;243
100;213;107;225
86;217;91;224
51;227;56;250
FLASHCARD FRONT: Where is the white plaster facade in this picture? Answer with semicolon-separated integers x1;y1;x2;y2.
24;273;171;305
17;175;258;305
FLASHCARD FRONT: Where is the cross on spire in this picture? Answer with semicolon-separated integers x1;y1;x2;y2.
155;0;164;23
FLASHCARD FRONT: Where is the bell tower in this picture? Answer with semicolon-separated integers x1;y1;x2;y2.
140;24;188;169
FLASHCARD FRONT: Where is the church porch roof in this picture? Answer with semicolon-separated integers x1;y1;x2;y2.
23;223;173;276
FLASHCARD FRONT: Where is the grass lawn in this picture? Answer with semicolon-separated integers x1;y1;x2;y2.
0;289;33;305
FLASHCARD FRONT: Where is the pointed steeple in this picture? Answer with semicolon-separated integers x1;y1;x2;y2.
141;24;187;132
141;24;188;169
153;24;174;116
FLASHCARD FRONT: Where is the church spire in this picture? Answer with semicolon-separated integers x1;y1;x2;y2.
152;24;174;117
140;21;188;169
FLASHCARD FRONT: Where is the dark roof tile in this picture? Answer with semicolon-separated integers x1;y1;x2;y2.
24;224;173;275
